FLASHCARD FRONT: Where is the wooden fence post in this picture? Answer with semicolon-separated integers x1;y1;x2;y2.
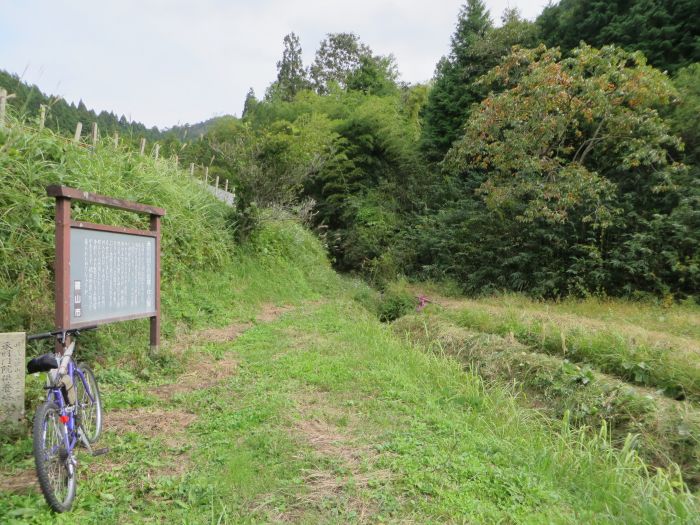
139;137;146;156
149;214;162;353
39;104;47;130
224;179;229;193
91;122;98;147
215;175;219;188
0;89;7;128
73;122;83;143
113;131;119;148
54;195;72;354
154;144;160;160
204;166;209;184
190;163;195;177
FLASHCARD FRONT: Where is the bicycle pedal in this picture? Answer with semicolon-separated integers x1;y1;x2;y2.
91;447;110;457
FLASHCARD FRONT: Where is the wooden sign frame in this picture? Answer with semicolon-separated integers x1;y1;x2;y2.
47;185;165;350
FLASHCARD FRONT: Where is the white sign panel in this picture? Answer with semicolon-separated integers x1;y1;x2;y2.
70;228;156;325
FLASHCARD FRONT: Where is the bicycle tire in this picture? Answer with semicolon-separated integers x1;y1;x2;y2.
75;364;102;443
33;401;77;512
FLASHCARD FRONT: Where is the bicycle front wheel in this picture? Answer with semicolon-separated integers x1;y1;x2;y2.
33;401;77;512
75;364;102;443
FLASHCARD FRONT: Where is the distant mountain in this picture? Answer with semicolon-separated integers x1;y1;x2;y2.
0;70;229;144
0;70;166;142
163;116;232;141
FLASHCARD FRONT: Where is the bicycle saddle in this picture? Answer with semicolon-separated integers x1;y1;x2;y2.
27;354;59;374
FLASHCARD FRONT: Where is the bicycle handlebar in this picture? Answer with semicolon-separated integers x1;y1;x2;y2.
27;326;98;342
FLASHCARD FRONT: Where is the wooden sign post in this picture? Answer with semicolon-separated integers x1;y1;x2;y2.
0;333;25;423
48;186;165;352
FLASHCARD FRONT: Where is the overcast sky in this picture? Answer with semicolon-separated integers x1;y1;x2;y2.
0;0;548;129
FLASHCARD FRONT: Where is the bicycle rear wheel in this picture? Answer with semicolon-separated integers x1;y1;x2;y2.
33;401;77;512
75;364;102;443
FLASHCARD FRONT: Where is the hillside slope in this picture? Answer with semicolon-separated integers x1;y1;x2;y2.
0;120;698;523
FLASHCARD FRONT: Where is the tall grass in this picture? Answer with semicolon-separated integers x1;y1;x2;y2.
0;116;234;332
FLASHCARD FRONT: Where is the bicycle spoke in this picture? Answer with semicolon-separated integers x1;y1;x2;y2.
75;365;102;444
38;408;71;505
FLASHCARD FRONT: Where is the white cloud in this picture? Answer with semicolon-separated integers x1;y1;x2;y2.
0;0;548;128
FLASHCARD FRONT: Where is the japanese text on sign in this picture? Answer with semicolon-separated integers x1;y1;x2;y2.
70;228;156;325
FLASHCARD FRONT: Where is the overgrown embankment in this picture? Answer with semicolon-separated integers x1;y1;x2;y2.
0;116;341;416
0;118;234;333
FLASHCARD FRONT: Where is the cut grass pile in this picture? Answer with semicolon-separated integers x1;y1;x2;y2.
442;296;700;400
468;294;700;340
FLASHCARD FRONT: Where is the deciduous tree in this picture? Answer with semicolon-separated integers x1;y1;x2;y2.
310;33;372;94
433;44;693;296
420;3;538;162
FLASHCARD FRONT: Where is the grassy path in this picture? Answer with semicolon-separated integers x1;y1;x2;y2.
1;299;698;523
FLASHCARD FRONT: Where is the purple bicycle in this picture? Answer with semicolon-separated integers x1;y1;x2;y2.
26;326;105;512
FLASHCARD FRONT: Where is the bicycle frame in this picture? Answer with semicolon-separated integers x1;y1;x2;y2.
44;352;95;459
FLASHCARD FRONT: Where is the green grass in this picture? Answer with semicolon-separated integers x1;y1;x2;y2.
0;116;235;333
394;311;700;489
3;300;698;523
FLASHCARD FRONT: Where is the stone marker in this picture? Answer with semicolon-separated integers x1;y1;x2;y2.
0;333;25;423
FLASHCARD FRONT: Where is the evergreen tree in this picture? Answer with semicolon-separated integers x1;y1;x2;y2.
537;0;700;73
274;32;309;101
420;4;539;162
0;69;163;141
419;0;492;162
242;88;257;119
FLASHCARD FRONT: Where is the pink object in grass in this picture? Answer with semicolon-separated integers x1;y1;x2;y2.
416;295;431;311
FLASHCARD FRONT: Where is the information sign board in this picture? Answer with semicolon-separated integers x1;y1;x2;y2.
47;185;165;349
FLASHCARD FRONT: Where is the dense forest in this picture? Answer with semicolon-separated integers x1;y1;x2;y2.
198;0;699;300
3;0;698;300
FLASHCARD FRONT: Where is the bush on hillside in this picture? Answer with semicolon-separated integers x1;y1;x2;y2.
377;281;416;322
